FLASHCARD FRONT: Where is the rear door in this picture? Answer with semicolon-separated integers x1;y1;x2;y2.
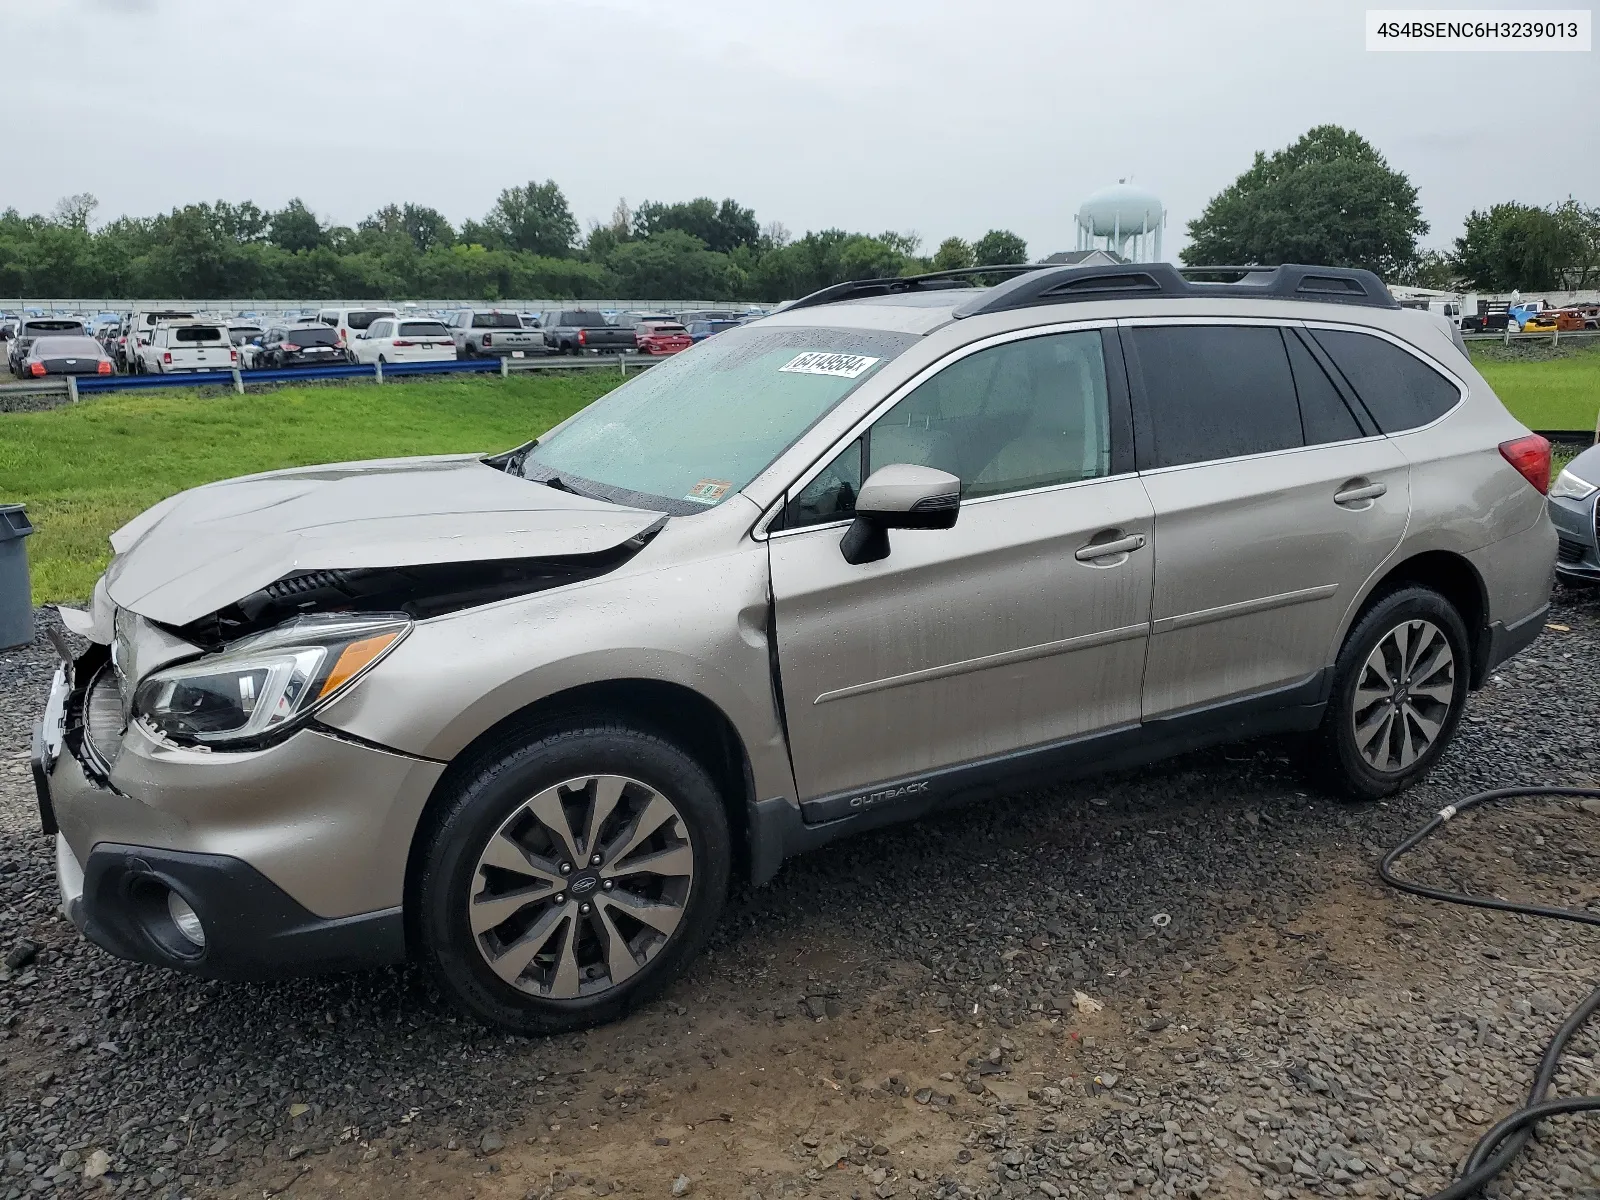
769;325;1154;815
1125;320;1411;719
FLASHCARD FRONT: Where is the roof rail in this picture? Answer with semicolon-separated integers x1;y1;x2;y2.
781;264;1051;313
952;262;1397;318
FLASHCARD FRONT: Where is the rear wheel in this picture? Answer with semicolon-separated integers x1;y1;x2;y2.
416;723;730;1035
1313;586;1470;801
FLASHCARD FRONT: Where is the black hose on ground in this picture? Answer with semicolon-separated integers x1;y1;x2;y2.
1379;786;1600;1199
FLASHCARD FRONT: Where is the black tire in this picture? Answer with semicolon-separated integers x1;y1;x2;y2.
1313;585;1471;802
377;354;387;366
416;723;731;1035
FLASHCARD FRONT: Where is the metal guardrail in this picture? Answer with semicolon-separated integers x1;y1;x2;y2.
1463;329;1600;345
0;353;661;403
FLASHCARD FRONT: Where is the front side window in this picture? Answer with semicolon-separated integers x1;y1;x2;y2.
1132;325;1301;468
523;325;916;515
782;330;1113;528
1309;328;1461;433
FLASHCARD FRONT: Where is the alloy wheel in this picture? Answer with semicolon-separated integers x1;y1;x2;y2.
1351;618;1456;773
467;775;695;1000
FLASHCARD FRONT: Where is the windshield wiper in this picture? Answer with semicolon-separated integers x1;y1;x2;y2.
543;475;595;500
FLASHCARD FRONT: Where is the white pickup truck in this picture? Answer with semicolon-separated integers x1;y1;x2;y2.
141;321;237;373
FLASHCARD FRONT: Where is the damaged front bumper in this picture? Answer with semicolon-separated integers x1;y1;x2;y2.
34;644;446;980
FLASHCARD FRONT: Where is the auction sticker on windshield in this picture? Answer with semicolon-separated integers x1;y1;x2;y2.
779;352;880;379
684;478;733;504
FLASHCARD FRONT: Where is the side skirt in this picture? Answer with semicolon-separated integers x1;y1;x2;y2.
747;671;1329;885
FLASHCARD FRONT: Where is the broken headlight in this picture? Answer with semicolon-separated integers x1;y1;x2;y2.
132;614;409;748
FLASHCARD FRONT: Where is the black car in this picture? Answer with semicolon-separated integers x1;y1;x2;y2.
9;317;87;376
257;324;344;368
20;335;115;377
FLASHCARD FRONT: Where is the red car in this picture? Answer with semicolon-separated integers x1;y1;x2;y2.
634;320;692;355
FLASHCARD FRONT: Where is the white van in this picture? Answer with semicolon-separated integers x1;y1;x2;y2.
317;307;398;360
142;320;236;373
125;310;195;374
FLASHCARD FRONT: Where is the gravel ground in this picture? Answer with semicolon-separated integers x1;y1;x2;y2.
2;590;1600;1200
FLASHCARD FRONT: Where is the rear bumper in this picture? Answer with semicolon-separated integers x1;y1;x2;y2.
1475;603;1549;685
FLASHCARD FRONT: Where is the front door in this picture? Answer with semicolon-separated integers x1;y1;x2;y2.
1124;321;1412;718
769;327;1155;818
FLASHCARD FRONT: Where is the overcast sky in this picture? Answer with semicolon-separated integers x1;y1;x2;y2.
6;0;1596;257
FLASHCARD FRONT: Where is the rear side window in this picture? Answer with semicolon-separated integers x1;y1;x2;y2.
1308;329;1461;433
1131;325;1301;468
1285;332;1364;444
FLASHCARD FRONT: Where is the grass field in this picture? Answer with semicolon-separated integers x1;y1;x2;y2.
1468;342;1600;432
2;347;1595;605
0;374;620;603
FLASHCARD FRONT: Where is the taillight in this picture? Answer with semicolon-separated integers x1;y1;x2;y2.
230;349;238;362
393;340;415;347
29;361;44;376
335;338;346;350
578;329;586;346
162;352;172;364
97;361;112;374
283;344;300;352
482;333;492;347
1499;434;1552;495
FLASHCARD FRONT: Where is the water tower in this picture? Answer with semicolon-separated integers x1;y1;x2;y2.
1075;181;1166;262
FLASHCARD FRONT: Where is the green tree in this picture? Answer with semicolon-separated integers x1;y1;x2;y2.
633;197;759;253
972;229;1028;266
268;198;327;254
932;236;975;271
487;180;578;258
607;230;739;297
1455;200;1598;290
1182;125;1426;278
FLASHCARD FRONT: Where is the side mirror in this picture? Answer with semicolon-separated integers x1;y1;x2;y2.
839;464;960;565
355;332;368;339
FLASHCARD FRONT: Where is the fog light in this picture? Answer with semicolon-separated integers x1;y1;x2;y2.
166;891;205;949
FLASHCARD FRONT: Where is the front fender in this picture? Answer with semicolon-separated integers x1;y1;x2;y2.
316;537;794;805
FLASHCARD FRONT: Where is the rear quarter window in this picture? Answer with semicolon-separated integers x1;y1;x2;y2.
1308;328;1462;433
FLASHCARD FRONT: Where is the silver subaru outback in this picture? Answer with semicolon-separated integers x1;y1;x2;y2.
34;263;1556;1034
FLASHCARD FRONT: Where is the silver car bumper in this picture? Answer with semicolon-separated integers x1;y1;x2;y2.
1549;491;1600;582
37;663;445;978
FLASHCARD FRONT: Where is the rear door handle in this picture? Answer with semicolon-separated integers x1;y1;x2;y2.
1076;534;1146;561
1334;482;1387;506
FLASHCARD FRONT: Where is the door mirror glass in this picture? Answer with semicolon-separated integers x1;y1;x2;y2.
840;464;960;565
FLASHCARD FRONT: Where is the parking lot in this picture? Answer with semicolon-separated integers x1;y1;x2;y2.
2;585;1599;1200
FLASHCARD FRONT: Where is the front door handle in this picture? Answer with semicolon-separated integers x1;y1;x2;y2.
1334;481;1387;506
1075;533;1146;562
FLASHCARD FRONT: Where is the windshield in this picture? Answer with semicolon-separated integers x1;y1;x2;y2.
398;321;450;338
285;327;339;346
471;313;523;329
32;337;102;357
522;324;917;514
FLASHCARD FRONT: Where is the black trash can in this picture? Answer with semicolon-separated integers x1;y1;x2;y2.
0;504;35;650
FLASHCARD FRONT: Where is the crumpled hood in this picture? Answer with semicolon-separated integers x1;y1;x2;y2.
104;453;663;625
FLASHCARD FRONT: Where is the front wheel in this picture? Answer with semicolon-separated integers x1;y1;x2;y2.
1313;586;1470;802
416;724;731;1035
